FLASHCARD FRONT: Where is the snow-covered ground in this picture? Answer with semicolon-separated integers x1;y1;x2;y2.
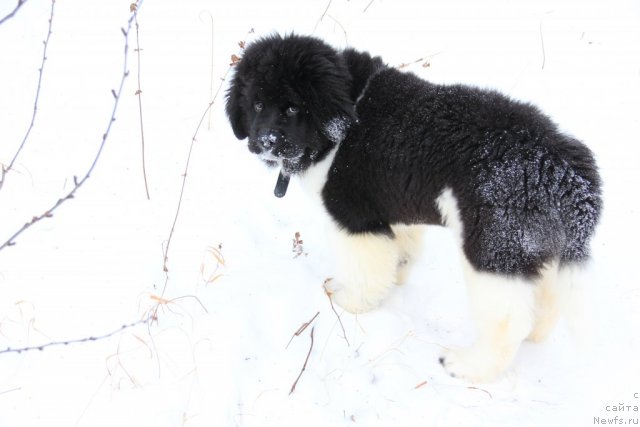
1;0;639;425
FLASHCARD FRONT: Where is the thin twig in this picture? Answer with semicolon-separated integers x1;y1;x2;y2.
0;0;29;27
286;311;319;349
198;11;215;130
147;293;209;322
363;0;375;13
112;340;139;387
324;286;349;347
396;51;442;70
0;2;143;252
132;1;150;200
141;293;207;379
313;0;332;33
467;386;493;399
0;0;55;191
0;319;148;355
159;28;253;292
325;15;348;44
160;98;217;274
289;326;315;395
0;387;22;396
160;74;231;274
152;62;229;326
414;380;428;389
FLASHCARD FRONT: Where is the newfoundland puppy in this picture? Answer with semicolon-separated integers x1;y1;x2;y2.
225;34;601;382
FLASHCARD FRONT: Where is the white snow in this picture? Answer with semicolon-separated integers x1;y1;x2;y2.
324;116;350;144
1;0;639;426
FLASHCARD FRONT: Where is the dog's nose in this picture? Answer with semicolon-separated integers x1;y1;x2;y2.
257;129;284;150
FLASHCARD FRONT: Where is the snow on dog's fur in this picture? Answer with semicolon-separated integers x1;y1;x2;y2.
225;33;602;382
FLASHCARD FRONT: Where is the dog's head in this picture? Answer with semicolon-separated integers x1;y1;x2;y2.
226;34;355;186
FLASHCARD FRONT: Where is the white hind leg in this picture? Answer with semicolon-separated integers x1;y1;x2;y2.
436;188;534;381
555;263;594;346
391;224;426;285
528;261;567;342
439;259;536;382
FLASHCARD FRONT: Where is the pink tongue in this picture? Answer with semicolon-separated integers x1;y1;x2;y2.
274;170;290;198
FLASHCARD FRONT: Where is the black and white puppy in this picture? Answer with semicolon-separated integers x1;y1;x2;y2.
225;34;602;382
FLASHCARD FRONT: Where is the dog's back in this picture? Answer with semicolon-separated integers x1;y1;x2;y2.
325;65;602;277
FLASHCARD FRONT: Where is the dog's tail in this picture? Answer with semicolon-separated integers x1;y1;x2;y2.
551;136;602;266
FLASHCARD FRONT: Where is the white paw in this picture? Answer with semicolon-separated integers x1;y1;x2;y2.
323;278;385;314
439;347;507;383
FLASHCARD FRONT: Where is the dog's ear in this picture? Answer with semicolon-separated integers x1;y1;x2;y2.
341;48;385;102
225;73;248;140
304;55;357;144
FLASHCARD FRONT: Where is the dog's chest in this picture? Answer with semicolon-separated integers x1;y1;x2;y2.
298;146;338;204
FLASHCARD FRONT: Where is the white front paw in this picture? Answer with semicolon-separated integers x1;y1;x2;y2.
323;278;382;314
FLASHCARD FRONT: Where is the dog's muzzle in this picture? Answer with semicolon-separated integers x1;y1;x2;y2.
257;129;285;150
251;129;293;198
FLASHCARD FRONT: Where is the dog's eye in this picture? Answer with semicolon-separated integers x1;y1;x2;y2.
286;106;299;117
254;101;264;112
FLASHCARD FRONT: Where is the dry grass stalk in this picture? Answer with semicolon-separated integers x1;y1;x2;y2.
289;325;315;395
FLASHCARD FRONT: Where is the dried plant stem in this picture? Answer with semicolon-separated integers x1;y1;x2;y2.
363;0;375;13
286;311;319;349
0;0;55;192
160;28;254;296
468;386;493;399
396;51;442;70
198;11;215;130
0;318;148;355
0;2;142;252
0;387;21;396
155;65;231;322
326;289;349;346
160;58;243;274
0;0;29;26
289;326;315;395
313;0;332;32
132;2;150;200
325;15;348;44
160;95;219;272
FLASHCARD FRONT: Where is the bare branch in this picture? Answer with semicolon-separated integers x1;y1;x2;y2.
414;380;428;389
468;386;494;399
325;14;348;44
132;0;150;200
0;0;55;191
396;51;442;70
198;11;215;130
160;28;254;279
0;1;144;252
0;0;30;27
153;85;224;319
0;318;148;356
363;0;375;13
324;284;349;347
286;311;319;349
313;0;332;33
152;29;252;336
160;99;215;273
0;387;22;396
289;325;315;395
